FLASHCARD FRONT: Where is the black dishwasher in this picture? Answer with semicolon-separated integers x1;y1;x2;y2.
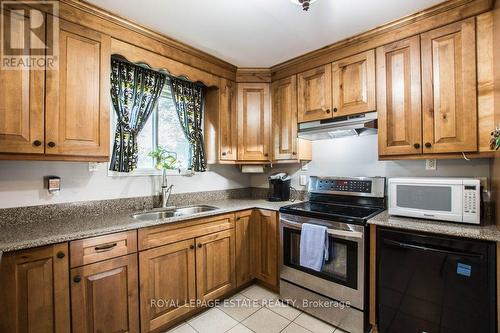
377;228;496;333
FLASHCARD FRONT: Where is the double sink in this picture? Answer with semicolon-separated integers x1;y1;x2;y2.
131;205;219;221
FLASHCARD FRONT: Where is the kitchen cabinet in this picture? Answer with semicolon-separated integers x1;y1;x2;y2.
297;64;332;122
252;209;279;289
377;36;422;156
219;78;238;161
421;18;477;153
0;243;70;333
272;76;298;160
332;50;376;116
235;210;254;287
196;229;236;301
237;82;272;161
71;254;139;333
0;9;45;155
139;239;197;333
45;19;110;157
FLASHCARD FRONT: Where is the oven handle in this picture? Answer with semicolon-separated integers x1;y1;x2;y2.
280;218;363;239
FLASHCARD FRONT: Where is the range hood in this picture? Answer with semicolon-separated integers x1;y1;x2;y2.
298;111;377;140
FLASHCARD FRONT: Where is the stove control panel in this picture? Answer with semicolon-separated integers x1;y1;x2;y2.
309;176;386;198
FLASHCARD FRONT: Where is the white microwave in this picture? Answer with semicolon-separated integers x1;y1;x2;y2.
388;177;481;224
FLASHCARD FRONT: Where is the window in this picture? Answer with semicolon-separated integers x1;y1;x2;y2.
110;79;192;176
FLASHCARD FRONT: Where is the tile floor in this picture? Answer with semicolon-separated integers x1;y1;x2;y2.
165;284;346;333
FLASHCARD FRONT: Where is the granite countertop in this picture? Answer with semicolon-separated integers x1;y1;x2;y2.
0;199;296;253
368;210;500;242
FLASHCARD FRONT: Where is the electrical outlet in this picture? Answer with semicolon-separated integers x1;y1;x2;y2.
299;175;308;186
425;159;437;170
88;162;99;172
477;177;489;191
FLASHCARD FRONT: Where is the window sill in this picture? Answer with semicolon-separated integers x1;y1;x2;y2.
107;167;195;177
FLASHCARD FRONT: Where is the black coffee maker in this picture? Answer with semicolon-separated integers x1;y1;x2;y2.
268;172;291;202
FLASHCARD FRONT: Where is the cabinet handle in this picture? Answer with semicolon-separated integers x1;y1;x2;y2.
325;109;331;114
413;143;420;149
425;142;432;148
73;276;81;283
197;243;202;248
56;251;65;259
190;245;195;250
33;140;42;147
333;108;338;112
47;141;56;148
94;243;117;252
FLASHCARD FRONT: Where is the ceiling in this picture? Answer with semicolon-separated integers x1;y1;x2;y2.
87;0;445;67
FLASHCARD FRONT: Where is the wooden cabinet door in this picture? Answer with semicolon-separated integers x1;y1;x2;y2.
0;9;45;154
0;243;70;333
297;64;332;122
71;254;139;333
332;50;376;116
272;76;298;160
235;210;254;287
421;18;477;153
252;209;279;288
377;36;422;156
237;82;271;161
139;239;196;333
195;229;236;301
220;78;238;161
45;20;110;157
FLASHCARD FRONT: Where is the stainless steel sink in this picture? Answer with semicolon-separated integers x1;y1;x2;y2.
131;205;219;221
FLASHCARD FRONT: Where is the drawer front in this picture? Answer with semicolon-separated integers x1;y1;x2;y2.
138;213;235;251
70;230;137;268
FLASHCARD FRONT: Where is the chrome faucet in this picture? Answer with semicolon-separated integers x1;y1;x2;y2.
161;170;174;209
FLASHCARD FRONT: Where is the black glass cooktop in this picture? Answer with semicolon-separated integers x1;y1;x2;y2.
279;201;384;224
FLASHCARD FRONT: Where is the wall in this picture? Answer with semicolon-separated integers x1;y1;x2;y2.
251;135;491;190
0;162;250;209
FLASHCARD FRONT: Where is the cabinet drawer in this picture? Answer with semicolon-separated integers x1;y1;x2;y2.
138;213;235;251
70;230;137;268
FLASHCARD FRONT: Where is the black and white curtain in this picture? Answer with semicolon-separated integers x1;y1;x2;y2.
109;57;166;172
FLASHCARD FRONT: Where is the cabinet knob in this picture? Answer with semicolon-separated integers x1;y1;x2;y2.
222;152;227;156
425;142;432;148
333;108;338;113
33;140;42;147
48;141;56;148
236;217;241;220
292;152;297;155
56;251;65;259
197;243;202;248
413;143;420;149
73;276;81;283
190;245;195;250
325;109;331;114
264;153;269;157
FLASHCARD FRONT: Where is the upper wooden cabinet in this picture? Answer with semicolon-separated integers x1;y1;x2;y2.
0;10;45;155
297;64;332;122
219;79;238;161
46;20;111;157
421;18;477;153
377;36;422;156
0;243;70;333
272;76;298;160
332;50;376;116
237;82;271;161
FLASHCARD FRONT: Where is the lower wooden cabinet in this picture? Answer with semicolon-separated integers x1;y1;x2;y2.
70;254;139;333
0;243;70;333
139;239;197;333
196;229;236;301
252;209;279;288
235;210;254;287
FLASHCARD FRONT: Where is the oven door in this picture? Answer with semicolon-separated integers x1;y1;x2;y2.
279;213;365;310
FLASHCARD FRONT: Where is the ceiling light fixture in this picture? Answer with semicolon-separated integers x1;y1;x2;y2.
290;0;318;11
